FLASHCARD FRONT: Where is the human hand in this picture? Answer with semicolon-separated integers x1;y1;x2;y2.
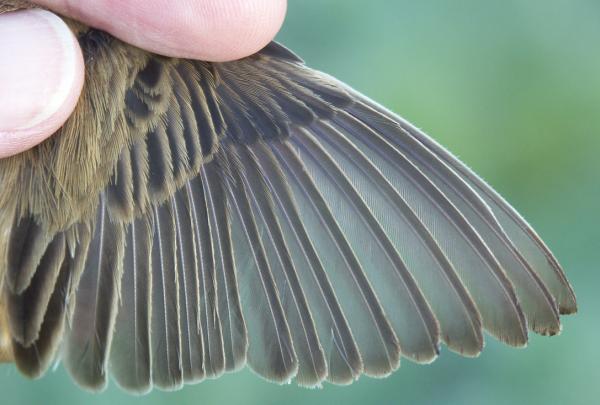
0;0;287;158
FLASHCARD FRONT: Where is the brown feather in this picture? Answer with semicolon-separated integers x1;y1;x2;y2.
0;1;577;394
0;295;13;363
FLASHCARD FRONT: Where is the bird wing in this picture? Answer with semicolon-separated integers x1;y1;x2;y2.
1;42;576;393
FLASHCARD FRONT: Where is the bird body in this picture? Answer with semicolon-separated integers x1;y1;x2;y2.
0;0;576;394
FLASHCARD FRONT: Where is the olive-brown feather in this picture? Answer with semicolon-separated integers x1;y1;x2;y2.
0;1;577;394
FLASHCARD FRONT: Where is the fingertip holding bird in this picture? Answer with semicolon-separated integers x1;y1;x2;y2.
33;0;288;61
186;0;288;61
0;8;84;158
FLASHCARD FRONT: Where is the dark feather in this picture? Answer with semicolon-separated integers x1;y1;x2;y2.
150;201;183;390
6;216;53;294
172;189;205;382
312;121;483;356
0;30;576;394
196;169;248;372
235;145;327;386
225;153;298;382
63;197;125;390
109;215;153;393
251;143;362;384
271;142;401;376
12;224;92;377
347;101;561;335
7;233;65;346
291;128;441;363
12;252;70;377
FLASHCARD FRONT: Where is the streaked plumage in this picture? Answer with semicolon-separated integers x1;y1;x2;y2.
0;0;576;393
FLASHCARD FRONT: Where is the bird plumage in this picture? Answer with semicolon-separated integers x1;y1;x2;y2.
0;0;576;393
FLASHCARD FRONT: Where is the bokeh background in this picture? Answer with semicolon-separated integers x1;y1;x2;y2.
3;0;599;404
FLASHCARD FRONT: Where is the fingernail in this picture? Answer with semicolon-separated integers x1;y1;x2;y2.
0;9;84;158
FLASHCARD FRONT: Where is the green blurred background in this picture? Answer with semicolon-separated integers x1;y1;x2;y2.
3;0;599;403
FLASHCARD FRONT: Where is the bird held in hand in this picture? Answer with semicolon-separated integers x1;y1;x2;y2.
0;0;577;394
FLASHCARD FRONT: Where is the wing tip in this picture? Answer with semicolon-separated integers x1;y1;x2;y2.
558;290;578;315
111;378;153;396
67;370;109;394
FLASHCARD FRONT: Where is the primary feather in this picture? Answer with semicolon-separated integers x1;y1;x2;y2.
0;2;576;394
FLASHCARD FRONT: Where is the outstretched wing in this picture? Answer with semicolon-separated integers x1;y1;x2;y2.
1;42;576;393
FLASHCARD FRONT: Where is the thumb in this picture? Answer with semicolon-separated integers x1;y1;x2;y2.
0;8;84;158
